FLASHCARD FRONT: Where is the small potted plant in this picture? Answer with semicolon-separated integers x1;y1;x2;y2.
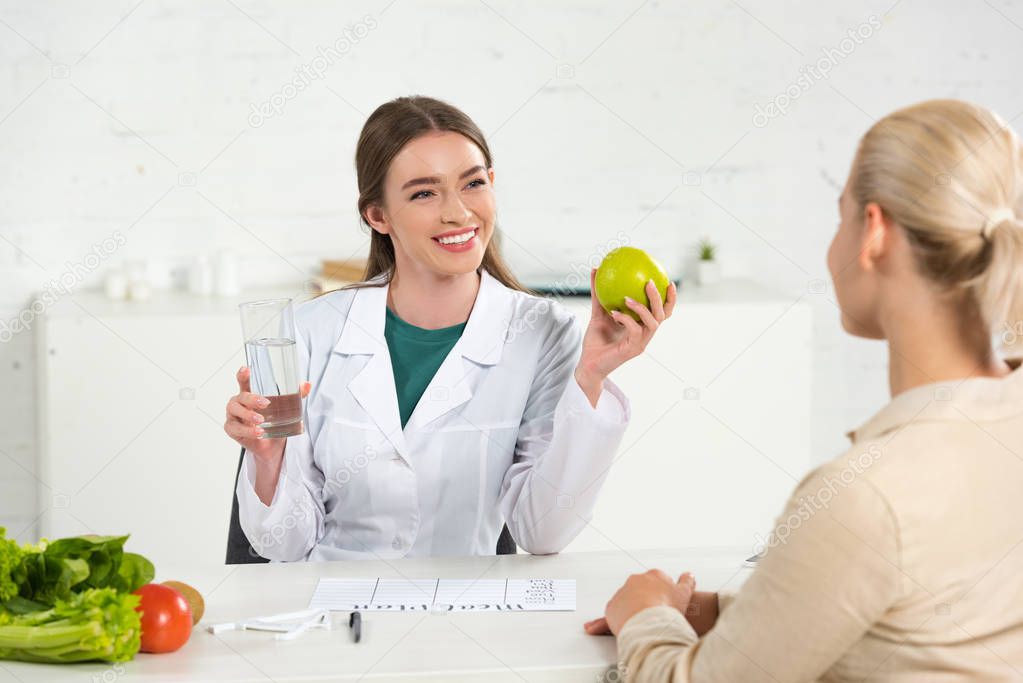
697;238;720;286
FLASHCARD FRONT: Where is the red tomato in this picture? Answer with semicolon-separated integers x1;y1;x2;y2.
134;583;194;653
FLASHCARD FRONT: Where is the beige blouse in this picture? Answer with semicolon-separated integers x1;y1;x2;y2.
617;362;1023;681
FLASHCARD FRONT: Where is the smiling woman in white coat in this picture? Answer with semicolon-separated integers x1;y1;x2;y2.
223;96;677;562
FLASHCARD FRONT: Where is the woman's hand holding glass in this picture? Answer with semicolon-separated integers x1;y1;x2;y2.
224;366;311;464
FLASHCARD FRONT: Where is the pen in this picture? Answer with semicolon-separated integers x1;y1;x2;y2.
349;611;362;643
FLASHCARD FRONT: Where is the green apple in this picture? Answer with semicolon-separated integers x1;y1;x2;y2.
594;247;670;322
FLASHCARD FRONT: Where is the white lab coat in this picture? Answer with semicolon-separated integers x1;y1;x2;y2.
237;269;631;561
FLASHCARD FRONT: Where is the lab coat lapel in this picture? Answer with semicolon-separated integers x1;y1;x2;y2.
332;281;410;464
405;270;514;431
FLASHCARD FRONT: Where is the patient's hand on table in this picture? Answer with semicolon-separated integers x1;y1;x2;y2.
584;569;697;636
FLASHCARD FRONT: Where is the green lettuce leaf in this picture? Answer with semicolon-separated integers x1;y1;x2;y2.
0;529;155;609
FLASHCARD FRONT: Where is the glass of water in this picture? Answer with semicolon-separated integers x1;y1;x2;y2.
238;298;304;438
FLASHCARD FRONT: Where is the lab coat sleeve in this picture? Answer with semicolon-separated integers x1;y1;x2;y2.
500;313;631;555
236;316;326;562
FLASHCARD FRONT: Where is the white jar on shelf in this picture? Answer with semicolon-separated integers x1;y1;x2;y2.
214;249;240;297
120;260;153;301
127;278;152;301
189;253;214;296
103;269;128;300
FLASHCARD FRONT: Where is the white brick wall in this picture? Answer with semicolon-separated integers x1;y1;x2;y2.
1;0;1021;536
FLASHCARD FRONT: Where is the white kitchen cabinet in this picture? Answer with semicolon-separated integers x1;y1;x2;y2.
34;280;811;567
558;282;813;555
34;285;312;568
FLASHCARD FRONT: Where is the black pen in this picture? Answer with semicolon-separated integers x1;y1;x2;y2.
349;611;362;643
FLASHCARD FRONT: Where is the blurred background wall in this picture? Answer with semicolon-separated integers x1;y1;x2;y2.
1;0;1021;545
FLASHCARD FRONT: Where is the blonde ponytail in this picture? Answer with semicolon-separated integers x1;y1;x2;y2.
851;99;1023;350
978;214;1023;349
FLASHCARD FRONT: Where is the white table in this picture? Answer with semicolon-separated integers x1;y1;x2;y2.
0;548;753;682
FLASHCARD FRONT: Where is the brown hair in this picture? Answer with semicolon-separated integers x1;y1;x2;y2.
851;99;1023;348
349;95;529;293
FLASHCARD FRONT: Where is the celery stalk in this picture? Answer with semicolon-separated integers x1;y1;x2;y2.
0;588;141;663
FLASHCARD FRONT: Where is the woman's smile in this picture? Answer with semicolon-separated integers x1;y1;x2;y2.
432;226;479;252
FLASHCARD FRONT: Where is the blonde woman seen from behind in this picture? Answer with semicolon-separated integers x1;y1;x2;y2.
586;99;1023;681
